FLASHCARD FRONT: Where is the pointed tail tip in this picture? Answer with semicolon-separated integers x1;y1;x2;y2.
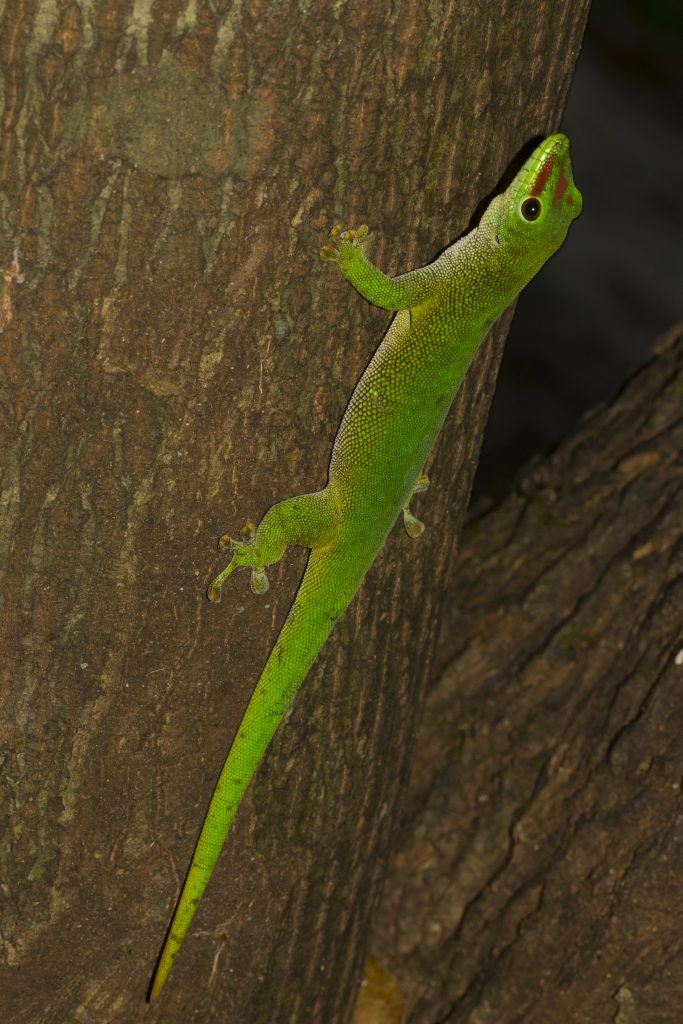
148;970;165;1003
148;951;173;1002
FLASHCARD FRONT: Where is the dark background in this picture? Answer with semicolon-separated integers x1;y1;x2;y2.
474;0;683;504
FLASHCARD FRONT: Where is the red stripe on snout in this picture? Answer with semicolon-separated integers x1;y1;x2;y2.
530;154;555;197
554;169;568;204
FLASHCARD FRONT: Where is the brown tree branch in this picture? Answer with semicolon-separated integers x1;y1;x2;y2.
1;2;589;1021
371;324;683;1024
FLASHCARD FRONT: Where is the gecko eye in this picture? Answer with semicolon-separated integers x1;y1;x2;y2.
521;198;542;221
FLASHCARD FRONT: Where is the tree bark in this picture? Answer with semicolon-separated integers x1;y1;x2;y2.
370;324;683;1023
0;2;589;1022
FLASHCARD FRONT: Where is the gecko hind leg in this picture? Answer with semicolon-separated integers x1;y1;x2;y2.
402;474;429;539
208;488;337;601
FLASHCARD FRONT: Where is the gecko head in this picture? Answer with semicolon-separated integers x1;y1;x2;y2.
481;134;582;275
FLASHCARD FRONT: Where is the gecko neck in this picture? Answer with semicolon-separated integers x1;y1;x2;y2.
448;226;531;327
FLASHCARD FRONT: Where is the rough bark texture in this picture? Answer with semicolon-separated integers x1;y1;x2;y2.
371;324;683;1023
0;2;589;1022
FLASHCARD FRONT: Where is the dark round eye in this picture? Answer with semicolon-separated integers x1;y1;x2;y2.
521;197;542;221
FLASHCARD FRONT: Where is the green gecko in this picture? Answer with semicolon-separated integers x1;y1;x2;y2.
150;133;582;999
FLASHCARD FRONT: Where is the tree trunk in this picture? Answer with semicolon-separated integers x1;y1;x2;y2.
370;324;683;1023
0;2;589;1022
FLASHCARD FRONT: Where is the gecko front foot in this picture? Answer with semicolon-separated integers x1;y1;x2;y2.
320;223;369;263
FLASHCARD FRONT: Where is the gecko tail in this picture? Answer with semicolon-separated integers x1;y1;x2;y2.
150;543;363;1000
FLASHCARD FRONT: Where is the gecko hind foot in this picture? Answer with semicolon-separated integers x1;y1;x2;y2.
403;509;425;538
218;521;255;550
250;569;269;594
209;489;336;603
402;475;429;538
208;523;269;602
